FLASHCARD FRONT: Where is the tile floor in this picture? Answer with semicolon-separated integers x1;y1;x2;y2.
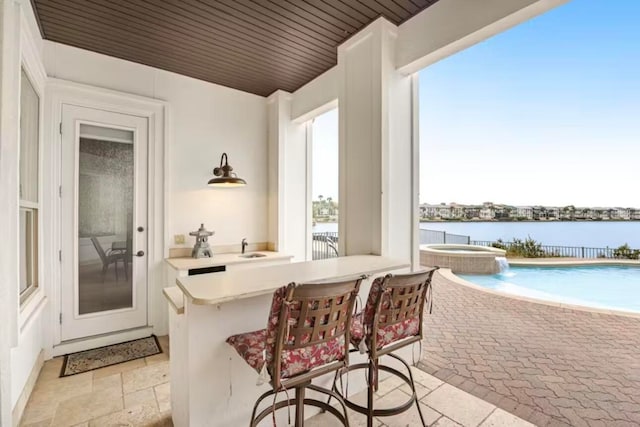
21;335;533;426
306;367;534;427
20;336;171;427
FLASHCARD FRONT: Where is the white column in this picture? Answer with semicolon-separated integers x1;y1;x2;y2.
266;91;308;261
338;18;417;265
0;0;22;423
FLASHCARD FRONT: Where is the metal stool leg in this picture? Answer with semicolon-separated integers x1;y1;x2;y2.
389;353;428;427
367;358;375;427
325;369;340;409
295;386;305;427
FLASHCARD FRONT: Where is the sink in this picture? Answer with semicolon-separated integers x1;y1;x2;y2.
239;253;267;258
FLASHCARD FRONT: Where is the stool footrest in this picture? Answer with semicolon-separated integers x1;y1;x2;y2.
334;362;417;417
251;384;350;427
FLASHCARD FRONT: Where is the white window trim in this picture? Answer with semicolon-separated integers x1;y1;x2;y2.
18;8;47;329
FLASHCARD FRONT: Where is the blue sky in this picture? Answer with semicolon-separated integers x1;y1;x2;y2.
312;108;338;202
420;0;640;207
313;0;640;207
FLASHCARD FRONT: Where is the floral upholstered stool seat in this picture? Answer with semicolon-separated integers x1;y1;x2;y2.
226;276;365;427
331;268;438;427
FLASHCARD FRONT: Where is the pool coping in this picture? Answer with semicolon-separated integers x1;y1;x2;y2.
420;244;507;255
439;267;640;320
508;258;640;267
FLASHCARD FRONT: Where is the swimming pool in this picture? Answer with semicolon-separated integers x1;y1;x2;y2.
459;265;640;313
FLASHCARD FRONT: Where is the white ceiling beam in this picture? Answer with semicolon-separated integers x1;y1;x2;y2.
396;0;571;75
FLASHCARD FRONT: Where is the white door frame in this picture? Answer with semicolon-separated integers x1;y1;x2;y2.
60;105;149;341
44;79;168;356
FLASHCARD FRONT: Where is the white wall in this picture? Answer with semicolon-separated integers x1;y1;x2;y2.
0;0;20;421
0;0;49;423
10;314;43;409
43;42;268;251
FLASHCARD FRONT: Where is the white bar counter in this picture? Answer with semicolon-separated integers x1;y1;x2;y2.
166;255;409;427
176;254;409;305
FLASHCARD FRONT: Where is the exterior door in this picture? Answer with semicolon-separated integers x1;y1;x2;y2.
60;104;148;341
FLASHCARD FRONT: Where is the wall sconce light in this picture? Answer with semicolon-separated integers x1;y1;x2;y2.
208;152;247;188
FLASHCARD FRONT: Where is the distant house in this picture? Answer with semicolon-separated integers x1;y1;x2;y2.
419;202;636;222
616;208;631;220
479;207;495;220
516;206;533;219
546;207;560;220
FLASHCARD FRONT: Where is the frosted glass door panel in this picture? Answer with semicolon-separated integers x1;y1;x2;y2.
61;103;148;342
78;126;134;315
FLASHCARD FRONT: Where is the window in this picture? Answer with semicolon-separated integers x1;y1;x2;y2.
310;109;339;259
19;67;40;304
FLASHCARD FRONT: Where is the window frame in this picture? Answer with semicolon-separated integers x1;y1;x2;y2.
18;62;43;307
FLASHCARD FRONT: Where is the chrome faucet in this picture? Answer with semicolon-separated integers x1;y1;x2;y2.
241;238;248;254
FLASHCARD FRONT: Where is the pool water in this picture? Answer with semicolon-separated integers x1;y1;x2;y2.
460;265;640;313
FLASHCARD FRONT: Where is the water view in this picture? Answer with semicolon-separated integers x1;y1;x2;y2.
314;221;640;248
460;265;640;313
421;221;640;248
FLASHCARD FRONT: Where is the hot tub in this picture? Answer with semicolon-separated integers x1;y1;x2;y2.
420;244;507;274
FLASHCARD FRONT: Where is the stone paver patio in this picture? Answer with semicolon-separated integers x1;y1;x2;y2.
419;271;640;427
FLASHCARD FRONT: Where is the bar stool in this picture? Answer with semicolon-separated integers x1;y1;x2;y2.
226;276;364;427
333;268;438;427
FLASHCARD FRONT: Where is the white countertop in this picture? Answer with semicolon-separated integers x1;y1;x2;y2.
165;251;293;271
176;255;410;305
163;287;184;314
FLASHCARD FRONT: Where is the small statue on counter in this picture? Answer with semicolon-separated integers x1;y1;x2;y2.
190;223;214;258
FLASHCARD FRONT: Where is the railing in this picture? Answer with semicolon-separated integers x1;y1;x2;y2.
312;229;471;258
471;240;620;259
313;231;636;259
420;229;471;245
312;232;339;260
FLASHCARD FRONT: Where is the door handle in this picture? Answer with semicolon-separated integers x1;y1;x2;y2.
137;226;144;232
135;250;145;257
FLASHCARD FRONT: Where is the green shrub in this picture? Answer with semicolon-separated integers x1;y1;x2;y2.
497;236;547;258
613;244;640;260
514;237;546;257
490;239;507;250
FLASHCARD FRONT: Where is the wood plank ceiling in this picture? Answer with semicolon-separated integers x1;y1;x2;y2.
31;0;439;97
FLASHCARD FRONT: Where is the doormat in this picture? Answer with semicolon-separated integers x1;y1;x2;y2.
60;335;161;377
